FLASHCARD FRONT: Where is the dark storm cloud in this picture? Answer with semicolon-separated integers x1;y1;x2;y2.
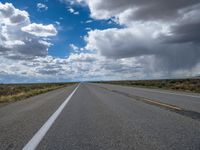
36;69;61;75
0;38;49;60
17;39;48;57
156;44;200;72
86;26;200;72
84;0;200;75
0;46;9;52
128;0;199;21
164;21;200;44
87;0;200;21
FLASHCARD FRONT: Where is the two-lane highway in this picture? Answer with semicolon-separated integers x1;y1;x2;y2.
0;83;200;150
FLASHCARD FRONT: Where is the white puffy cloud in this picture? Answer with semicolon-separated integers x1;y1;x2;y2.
60;0;85;5
67;53;98;62
21;23;57;37
0;2;30;25
85;26;200;72
0;2;57;60
1;1;200;83
0;1;148;83
67;7;79;15
1;50;199;83
69;44;80;52
37;3;48;11
85;27;158;58
80;0;200;76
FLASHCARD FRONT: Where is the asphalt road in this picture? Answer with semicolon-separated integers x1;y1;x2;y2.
0;83;200;150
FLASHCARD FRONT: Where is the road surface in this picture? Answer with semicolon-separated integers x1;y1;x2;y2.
0;83;200;150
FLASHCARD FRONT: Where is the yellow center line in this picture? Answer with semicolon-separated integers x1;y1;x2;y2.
100;85;183;111
143;98;182;111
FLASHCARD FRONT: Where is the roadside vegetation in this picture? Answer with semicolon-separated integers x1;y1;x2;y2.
0;83;75;103
96;79;200;93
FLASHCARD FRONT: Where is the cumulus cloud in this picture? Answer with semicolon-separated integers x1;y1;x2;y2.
85;27;200;72
0;2;57;60
69;44;80;52
163;22;200;44
67;53;98;62
21;23;57;37
60;0;85;6
85;27;157;58
0;1;149;83
0;2;30;25
83;0;199;23
81;0;200;77
1;1;200;83
67;7;79;15
1;50;199;83
37;3;48;11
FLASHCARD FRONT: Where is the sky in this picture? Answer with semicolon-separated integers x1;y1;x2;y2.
0;0;200;83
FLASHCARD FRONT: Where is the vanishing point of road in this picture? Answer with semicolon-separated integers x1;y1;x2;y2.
0;83;200;150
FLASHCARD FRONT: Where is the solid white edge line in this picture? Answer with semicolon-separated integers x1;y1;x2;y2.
22;84;80;150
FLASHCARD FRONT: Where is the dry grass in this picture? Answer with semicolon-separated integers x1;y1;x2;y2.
0;83;75;103
96;79;200;93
